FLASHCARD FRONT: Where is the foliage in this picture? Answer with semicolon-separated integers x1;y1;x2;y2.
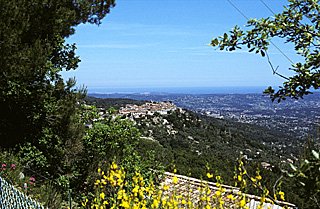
77;117;141;185
135;108;295;182
0;151;22;185
287;141;320;209
1;105;159;207
0;0;115;180
0;150;67;208
210;0;320;102
31;182;65;209
58;104;159;205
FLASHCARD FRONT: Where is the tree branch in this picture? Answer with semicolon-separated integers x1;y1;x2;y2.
266;52;290;80
273;175;283;196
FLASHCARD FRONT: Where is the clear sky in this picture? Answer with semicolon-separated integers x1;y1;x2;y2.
63;0;298;92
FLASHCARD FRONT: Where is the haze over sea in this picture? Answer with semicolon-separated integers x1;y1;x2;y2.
88;86;267;95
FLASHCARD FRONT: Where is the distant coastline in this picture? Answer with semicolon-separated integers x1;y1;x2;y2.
87;86;267;95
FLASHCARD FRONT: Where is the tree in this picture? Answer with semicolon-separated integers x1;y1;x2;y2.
210;0;320;102
0;0;115;176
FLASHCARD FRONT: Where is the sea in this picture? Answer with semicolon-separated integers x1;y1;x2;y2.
87;86;267;95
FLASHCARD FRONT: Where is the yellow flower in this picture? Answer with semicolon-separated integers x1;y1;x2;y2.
120;200;130;208
172;176;178;184
132;204;139;209
161;198;167;206
227;194;233;199
151;199;159;208
215;190;221;197
207;173;213;178
256;175;262;180
81;199;88;206
239;198;246;207
132;186;139;194
117;189;125;200
278;191;285;201
100;192;105;200
111;162;118;170
95;179;101;185
176;195;182;199
163;184;169;191
219;200;225;205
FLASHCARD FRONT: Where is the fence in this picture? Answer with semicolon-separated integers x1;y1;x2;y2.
0;176;46;209
163;172;298;209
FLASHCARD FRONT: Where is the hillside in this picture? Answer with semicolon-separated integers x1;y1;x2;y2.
85;97;299;183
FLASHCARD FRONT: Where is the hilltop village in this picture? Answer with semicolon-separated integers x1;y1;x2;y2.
119;101;177;117
85;100;180;125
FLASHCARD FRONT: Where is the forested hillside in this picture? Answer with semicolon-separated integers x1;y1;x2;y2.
85;97;299;181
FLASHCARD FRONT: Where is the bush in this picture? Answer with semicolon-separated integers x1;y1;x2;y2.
81;158;290;209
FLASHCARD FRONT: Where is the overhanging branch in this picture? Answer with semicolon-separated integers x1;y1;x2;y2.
266;52;290;80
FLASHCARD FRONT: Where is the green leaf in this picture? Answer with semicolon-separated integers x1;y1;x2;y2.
223;33;228;40
212;38;219;46
287;173;294;177
312;150;319;159
290;163;297;171
299;181;306;186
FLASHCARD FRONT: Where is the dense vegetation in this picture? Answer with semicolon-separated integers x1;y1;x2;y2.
0;0;116;179
135;109;292;177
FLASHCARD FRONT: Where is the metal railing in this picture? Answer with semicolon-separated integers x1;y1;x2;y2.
0;176;46;209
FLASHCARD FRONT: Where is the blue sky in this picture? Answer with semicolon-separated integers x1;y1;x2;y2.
63;0;298;92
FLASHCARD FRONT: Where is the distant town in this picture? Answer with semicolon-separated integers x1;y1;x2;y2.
90;92;320;139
